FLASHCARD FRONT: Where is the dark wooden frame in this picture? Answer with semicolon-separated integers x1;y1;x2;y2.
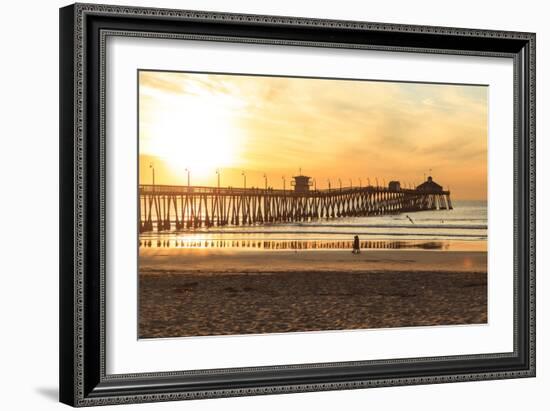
60;3;536;407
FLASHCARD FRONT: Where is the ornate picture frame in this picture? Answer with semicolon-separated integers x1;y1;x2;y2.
59;3;535;407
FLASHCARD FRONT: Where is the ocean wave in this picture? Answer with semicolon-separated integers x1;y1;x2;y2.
410;218;487;221
142;229;486;239
291;223;487;230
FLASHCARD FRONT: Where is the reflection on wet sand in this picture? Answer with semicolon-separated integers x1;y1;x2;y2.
139;238;452;250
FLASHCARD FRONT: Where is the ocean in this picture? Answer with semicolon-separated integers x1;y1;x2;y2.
138;200;486;252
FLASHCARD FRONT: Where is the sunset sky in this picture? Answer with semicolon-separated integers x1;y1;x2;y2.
139;70;487;200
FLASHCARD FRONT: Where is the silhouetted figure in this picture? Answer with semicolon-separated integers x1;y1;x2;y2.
352;235;361;254
406;215;415;224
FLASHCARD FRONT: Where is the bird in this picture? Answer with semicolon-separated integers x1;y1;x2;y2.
406;215;415;224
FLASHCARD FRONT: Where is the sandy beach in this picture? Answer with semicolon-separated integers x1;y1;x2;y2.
139;249;487;338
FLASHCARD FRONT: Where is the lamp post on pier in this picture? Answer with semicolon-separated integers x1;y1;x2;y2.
241;171;246;189
184;168;191;189
359;178;362;189
327;179;331;191
282;176;286;192
263;173;268;190
216;168;220;189
149;162;155;188
338;178;342;191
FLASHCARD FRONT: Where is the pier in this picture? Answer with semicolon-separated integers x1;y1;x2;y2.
139;175;452;233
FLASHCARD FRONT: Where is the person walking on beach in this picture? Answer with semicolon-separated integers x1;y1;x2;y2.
352;235;361;254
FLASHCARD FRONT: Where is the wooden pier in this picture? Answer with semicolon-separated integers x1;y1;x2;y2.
139;176;452;233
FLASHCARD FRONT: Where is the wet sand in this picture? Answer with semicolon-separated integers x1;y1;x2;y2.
139;249;487;338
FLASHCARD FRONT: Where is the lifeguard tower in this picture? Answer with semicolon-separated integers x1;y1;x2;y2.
388;181;401;191
291;174;312;193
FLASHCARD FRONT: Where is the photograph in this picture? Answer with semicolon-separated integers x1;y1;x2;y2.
137;70;488;338
56;2;536;407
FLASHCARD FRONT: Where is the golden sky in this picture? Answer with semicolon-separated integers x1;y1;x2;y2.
139;70;487;200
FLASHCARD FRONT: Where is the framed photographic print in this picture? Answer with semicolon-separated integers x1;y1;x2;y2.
59;3;536;407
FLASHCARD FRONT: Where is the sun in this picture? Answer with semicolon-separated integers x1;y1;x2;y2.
141;86;244;181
